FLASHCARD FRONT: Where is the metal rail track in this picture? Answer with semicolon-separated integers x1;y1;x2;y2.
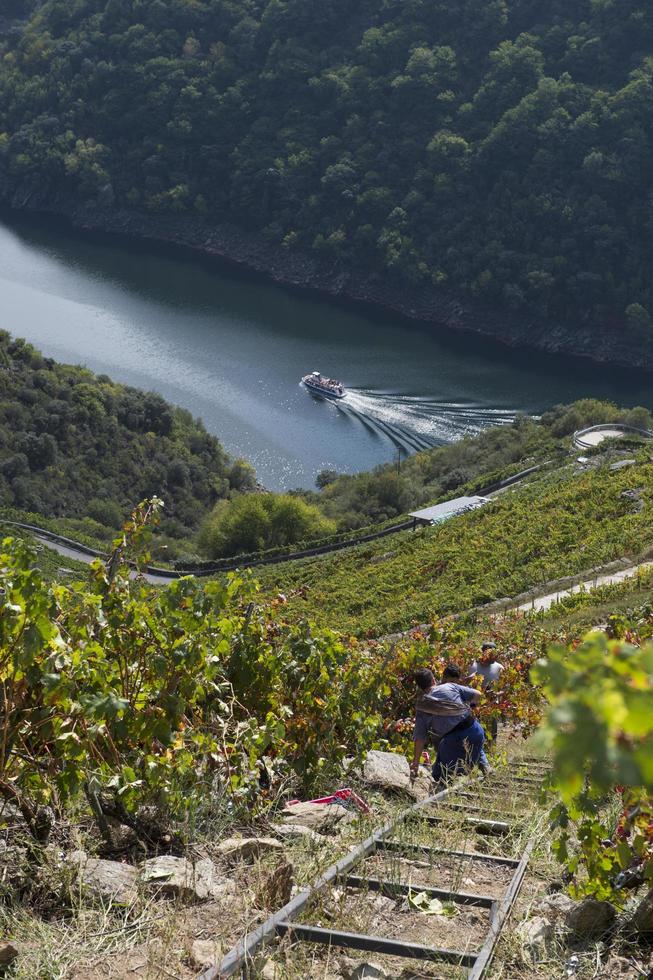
203;763;546;979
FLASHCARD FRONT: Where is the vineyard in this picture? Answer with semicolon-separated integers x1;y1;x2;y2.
254;452;653;635
1;439;653;975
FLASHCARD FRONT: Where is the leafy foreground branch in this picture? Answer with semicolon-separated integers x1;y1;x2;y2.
535;622;653;937
0;499;389;848
0;495;552;858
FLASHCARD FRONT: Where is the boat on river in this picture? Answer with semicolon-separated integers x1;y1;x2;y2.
302;371;345;399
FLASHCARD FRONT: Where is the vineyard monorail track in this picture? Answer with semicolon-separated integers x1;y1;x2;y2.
203;761;548;979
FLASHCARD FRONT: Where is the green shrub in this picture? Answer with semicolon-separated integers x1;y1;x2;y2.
85;497;124;528
200;492;336;558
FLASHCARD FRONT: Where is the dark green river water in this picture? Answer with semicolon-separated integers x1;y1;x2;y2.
1;212;650;489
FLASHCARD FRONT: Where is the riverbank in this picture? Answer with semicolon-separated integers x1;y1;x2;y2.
3;196;651;373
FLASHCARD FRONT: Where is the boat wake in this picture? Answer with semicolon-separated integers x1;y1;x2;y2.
335;389;518;455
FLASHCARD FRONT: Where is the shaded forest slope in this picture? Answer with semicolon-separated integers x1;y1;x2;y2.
0;332;251;541
1;1;653;362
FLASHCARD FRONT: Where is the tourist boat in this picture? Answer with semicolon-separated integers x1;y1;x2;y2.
301;371;345;399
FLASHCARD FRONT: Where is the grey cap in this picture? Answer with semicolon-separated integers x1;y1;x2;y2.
481;641;497;650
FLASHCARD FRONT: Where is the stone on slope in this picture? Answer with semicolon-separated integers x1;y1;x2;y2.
362;750;410;792
534;892;574;923
565;897;616;939
516;916;553;961
269;822;326;844
407;767;435;802
189;938;222;969
279;802;355;834
141;855;233;902
215;837;284;862
339;957;387;979
0;943;19;967
69;850;139;905
347;965;386;979
629;886;653;936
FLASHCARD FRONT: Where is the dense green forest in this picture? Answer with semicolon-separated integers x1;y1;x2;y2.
1;0;653;337
0;332;254;540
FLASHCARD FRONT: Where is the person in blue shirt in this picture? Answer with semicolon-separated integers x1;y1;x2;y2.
410;663;490;782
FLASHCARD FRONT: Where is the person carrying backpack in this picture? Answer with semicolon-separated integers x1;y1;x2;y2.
410;663;490;782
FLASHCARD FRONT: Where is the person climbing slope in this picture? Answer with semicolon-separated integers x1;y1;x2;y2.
410;663;490;783
467;641;504;743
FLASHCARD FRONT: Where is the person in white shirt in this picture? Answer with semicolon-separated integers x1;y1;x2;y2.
467;642;504;742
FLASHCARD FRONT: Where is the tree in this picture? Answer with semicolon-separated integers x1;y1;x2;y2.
200;492;336;557
315;468;339;489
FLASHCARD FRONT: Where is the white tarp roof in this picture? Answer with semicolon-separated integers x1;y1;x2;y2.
409;495;489;524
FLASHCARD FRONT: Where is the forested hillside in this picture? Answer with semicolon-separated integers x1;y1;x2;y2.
0;332;253;537
1;0;653;346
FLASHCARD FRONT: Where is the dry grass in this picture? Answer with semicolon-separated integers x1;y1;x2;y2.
4;740;647;980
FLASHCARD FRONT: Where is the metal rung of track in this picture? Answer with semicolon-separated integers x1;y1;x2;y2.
376;839;520;866
204;775;536;979
438;801;516;817
420;814;512;835
454;788;533;801
275;922;478;967
490;774;545;785
345;874;496;908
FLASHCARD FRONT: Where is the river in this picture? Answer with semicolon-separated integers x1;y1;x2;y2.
0;212;650;490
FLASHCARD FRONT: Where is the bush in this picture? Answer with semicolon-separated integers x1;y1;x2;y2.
200;492;336;558
229;458;257;491
316;469;339;489
86;497;124;528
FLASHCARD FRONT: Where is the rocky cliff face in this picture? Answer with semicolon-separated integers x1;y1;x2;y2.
2;190;651;372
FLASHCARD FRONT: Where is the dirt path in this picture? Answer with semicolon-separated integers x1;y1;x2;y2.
515;562;650;613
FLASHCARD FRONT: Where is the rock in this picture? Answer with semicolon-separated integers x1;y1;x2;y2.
0;841;29;890
104;823;140;853
0;803;24;826
407;767;435;802
0;942;19;966
141;856;233;903
534;892;575;922
516;916;553;961
215;837;284;862
279;802;355;834
69;851;139;906
629;886;653;936
260;960;281;979
344;964;386;979
270;822;326;844
598;954;640;977
565;898;616;939
189;938;222;970
362;750;410;792
620;488;645;512
610;459;636;471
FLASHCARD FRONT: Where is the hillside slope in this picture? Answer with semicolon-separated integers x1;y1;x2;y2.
1;1;653;361
255;451;653;634
0;332;252;542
